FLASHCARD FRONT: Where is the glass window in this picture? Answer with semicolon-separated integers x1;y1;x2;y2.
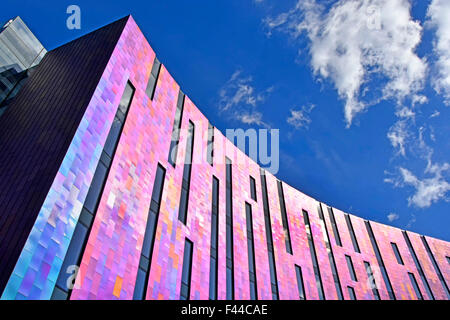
391;242;404;265
347;286;356;300
134;164;166;300
103;117;122;157
345;255;358;282
277;180;292;254
118;82;135;114
345;214;360;253
168;91;185;167
303;210;325;300
246;202;257;300
145;57;161;100
207;123;214;165
260;169;279;299
178;121;194;224
408;273;423;300
180;239;193;300
327;207;342;246
84;162;107;213
250;176;257;201
295;265;306;300
364;261;380;300
209;176;219;300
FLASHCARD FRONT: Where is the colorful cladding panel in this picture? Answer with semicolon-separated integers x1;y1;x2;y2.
2;16;450;300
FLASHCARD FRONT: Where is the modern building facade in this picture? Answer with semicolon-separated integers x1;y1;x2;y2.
0;16;46;116
0;16;448;300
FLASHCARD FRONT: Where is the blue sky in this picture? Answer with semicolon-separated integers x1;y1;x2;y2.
2;0;449;241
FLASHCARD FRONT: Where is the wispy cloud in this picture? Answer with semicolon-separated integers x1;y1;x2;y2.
218;69;272;127
406;214;417;229
388;163;450;208
234;111;268;127
429;110;440;119
387;119;410;157
427;0;450;104
265;0;427;126
287;104;316;129
387;213;400;222
385;123;450;208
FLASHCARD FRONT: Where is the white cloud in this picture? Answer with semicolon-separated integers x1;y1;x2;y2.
395;106;415;119
287;104;316;129
218;69;272;127
387;213;400;222
234;111;269;128
427;0;450;104
406;214;416;228
266;0;427;126
429;110;440;118
387;119;410;157
396;163;450;208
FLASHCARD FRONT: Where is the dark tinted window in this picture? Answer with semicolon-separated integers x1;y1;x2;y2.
348;286;356;300
250;176;257;201
295;265;306;300
168;91;185;167
391;242;404;265
246;202;257;300
225;158;234;300
277;180;292;254
408;272;423;300
345;255;357;281
345;214;360;253
178;121;194;224
180;239;193;300
209;176;219;300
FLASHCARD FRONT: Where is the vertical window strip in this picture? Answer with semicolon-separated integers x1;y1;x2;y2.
420;236;450;299
408;272;423;300
168;90;185;167
402;232;434;300
345;255;358;282
277;181;293;254
51;81;135;300
303;209;325;300
133;164;166;300
209;176;219;300
327;207;342;246
249;176;257;201
145;57;161;100
345;214;360;253
364;261;380;300
391;242;404;265
180;238;193;300
365;221;396;300
178;121;194;224
207;123;214;166
245;202;258;300
260;169;279;300
318;203;343;299
347;286;356;300
225;158;234;300
294;265;306;300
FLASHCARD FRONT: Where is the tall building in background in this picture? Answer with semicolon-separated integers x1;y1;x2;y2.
0;16;46;116
0;16;448;300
